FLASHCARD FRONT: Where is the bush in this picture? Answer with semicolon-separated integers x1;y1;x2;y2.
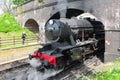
38;0;43;3
0;13;21;32
0;13;35;37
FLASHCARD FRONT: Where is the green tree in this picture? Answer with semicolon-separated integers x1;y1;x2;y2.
12;0;44;5
0;13;34;37
12;0;28;5
0;13;21;32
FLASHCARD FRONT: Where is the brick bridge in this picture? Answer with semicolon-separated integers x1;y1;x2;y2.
14;0;120;62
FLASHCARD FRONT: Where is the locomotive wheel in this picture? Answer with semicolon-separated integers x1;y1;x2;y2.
55;57;65;70
36;66;45;73
55;64;65;70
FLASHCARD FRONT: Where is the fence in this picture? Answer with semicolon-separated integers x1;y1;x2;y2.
0;35;40;47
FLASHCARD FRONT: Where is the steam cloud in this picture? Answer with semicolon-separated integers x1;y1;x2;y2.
29;58;42;68
27;58;62;80
27;69;62;80
56;0;68;18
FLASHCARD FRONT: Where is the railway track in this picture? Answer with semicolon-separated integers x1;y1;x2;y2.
0;56;29;73
0;56;102;80
47;56;101;80
0;57;30;80
47;61;81;80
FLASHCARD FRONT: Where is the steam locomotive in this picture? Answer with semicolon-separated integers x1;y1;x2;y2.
29;17;105;72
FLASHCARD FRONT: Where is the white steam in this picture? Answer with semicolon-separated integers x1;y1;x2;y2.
15;71;28;80
29;58;42;68
27;69;62;80
28;58;63;80
56;0;68;18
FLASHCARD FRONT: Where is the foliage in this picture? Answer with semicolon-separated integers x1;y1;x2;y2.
38;0;44;3
12;0;29;5
0;13;34;37
93;68;120;80
12;0;44;5
0;13;21;32
93;59;120;80
75;59;120;80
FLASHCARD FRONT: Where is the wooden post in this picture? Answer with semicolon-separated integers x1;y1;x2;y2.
26;36;28;45
37;37;39;43
0;37;1;47
13;36;15;46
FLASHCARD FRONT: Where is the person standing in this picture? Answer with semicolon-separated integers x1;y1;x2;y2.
21;32;26;45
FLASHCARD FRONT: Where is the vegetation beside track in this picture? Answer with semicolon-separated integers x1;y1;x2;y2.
93;59;120;80
76;59;120;80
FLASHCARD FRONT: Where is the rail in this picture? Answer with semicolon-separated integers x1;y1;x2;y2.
0;56;28;72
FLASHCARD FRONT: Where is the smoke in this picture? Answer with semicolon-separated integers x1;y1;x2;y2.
27;68;62;80
56;0;68;18
27;58;63;80
15;71;28;80
29;58;42;68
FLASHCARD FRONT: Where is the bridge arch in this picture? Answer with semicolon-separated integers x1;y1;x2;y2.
48;8;84;20
24;19;39;33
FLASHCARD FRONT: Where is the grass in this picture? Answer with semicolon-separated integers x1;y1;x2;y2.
92;59;120;80
75;59;120;80
0;44;30;50
93;69;120;80
0;29;35;38
0;43;40;51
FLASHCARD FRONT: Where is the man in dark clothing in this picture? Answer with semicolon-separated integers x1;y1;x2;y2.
21;32;26;45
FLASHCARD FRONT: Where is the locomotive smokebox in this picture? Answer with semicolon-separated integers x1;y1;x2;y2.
45;19;71;41
45;18;94;42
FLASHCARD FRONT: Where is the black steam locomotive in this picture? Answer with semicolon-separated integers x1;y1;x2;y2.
29;17;105;72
